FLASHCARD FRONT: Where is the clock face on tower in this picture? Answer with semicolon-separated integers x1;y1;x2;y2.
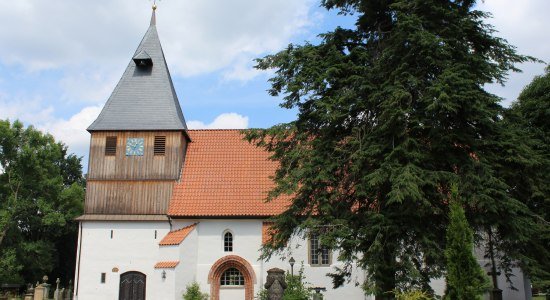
125;138;144;156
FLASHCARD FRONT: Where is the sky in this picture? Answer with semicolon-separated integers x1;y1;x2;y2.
0;0;548;170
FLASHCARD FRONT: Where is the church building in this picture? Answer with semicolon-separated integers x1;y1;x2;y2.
73;6;532;300
73;7;366;300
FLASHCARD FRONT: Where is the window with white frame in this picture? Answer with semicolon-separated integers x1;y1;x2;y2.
220;268;244;286
223;231;233;252
309;233;331;266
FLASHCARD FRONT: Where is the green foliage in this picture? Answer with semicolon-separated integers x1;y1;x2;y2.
256;266;313;300
394;289;434;300
0;248;23;284
444;186;488;300
256;288;269;300
0;119;85;284
283;266;312;300
182;281;208;300
503;68;550;292
248;0;544;298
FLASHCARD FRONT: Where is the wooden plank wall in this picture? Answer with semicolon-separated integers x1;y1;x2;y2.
85;131;187;214
84;181;175;214
87;131;185;180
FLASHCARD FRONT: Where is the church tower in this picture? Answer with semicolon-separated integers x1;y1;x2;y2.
83;7;189;218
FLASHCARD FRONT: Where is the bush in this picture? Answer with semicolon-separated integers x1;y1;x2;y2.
256;288;269;300
283;267;312;300
394;290;434;300
182;281;208;300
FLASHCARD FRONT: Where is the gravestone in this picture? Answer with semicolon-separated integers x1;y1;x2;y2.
264;268;287;300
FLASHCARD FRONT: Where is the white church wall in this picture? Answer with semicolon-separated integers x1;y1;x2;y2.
158;244;178;261
185;219;265;296
263;235;370;300
175;223;199;298
173;219;369;299
74;221;170;300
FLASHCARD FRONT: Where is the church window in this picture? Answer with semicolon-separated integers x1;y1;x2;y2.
224;231;233;252
105;136;117;155
309;233;331;266
154;136;166;155
100;273;106;283
220;268;244;286
110;230;114;239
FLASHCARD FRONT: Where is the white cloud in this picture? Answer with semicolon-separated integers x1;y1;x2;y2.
188;113;249;129
0;91;101;161
39;106;102;158
0;0;315;84
477;0;550;105
0;93;54;124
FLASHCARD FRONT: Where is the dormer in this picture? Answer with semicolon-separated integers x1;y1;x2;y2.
133;50;153;67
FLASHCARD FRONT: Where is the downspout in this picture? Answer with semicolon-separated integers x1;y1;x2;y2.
168;215;173;231
75;221;83;298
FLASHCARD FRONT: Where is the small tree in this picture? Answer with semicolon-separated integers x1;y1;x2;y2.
182;281;208;300
283;265;312;300
444;186;488;299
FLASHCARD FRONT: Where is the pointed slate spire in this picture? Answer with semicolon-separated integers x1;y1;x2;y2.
88;7;187;132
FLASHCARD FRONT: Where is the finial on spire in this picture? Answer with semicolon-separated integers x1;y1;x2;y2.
150;6;156;25
150;0;158;25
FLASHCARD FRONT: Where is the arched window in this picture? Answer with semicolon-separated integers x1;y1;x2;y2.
220;268;244;286
224;231;233;252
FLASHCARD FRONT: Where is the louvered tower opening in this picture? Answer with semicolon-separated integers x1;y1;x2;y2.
154;136;166;155
105;136;117;155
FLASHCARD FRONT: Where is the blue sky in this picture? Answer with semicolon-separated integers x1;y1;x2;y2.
0;0;548;170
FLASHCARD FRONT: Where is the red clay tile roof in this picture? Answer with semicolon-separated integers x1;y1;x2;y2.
154;261;179;269
159;223;197;245
168;130;291;217
262;222;275;245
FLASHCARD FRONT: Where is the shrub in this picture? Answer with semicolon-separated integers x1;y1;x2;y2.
394;290;434;300
283;265;312;300
182;281;208;300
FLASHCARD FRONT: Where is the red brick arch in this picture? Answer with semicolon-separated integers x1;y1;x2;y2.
208;255;256;300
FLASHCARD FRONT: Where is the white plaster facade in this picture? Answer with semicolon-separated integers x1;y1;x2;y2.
74;219;530;300
74;219;369;300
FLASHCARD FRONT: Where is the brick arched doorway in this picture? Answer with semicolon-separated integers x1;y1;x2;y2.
208;255;256;300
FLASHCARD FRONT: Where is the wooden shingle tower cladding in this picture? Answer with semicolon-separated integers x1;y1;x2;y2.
81;9;188;218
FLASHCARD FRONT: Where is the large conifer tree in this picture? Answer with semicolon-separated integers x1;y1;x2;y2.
248;0;546;298
501;68;550;293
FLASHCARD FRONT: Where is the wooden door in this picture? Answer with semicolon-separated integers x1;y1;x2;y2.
119;271;146;300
